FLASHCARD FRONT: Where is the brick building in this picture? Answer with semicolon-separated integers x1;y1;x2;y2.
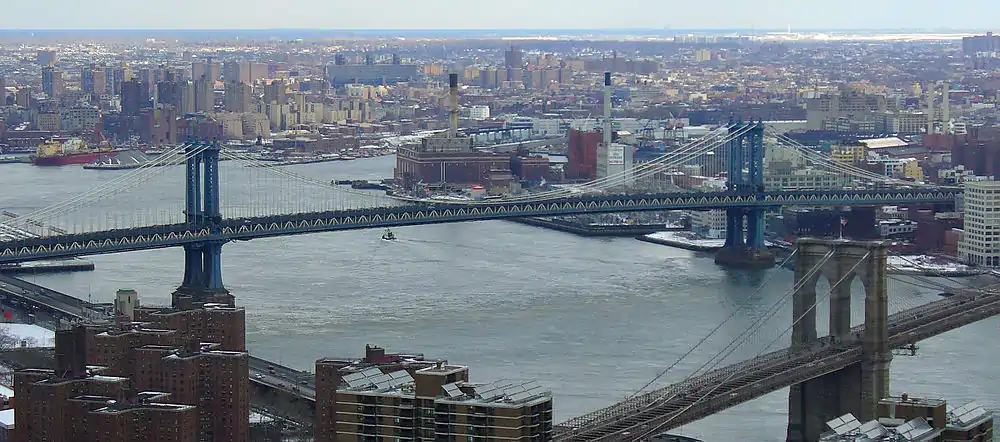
566;129;601;180
15;294;249;442
314;346;553;441
315;345;439;442
14;327;200;442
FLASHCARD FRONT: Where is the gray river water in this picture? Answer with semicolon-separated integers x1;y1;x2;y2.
1;156;996;441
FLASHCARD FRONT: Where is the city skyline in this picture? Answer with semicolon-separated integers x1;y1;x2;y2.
4;0;998;32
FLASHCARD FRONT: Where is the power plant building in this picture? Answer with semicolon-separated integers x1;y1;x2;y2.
596;142;634;187
394;74;529;192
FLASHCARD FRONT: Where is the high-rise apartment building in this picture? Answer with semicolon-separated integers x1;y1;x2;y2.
14;327;201;442
36;49;57;67
315;346;439;441
314;346;552;442
323;64;419;87
504;47;523;70
805;90;889;131
192;60;221;83
957;180;1000;266
222;61;268;85
223;81;253;113
194;75;215;113
566;129;601;180
89;67;108;96
121;79;144;117
15;88;32;108
263;80;286;104
331;363;553;442
82;65;109;97
110;67;129;95
41;67;65;98
15;292;249;442
962;32;1000;56
158;80;197;115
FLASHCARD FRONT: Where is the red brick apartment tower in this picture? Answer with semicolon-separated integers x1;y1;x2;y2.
16;297;250;441
566;129;600;180
14;327;200;442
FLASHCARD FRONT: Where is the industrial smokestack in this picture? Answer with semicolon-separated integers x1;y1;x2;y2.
603;72;612;149
941;81;950;126
449;73;459;138
926;83;934;134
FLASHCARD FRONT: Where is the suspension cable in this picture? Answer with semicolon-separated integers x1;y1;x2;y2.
630;251;872;441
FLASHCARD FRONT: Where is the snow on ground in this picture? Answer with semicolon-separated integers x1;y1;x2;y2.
0;408;12;428
0;323;55;348
250;411;275;424
645;231;725;248
888;255;983;275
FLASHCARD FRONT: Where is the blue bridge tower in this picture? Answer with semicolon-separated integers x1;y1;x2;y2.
716;122;776;267
173;140;234;308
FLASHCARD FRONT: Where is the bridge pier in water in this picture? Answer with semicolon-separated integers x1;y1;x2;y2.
786;239;891;442
173;140;234;308
716;122;775;268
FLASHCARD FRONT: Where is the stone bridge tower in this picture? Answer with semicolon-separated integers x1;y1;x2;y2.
786;239;892;442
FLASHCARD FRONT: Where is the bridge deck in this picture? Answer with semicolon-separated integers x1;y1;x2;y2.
555;289;1000;441
0;189;959;264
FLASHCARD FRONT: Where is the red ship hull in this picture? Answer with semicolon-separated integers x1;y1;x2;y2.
32;151;119;166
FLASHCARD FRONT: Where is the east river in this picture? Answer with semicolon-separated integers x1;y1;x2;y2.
1;155;996;441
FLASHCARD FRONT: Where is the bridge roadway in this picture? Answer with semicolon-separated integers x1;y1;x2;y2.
0;274;111;322
554;288;1000;441
0;188;959;264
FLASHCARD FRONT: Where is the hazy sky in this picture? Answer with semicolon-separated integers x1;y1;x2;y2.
4;0;996;30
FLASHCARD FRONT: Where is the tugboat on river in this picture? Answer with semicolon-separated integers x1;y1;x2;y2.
381;229;396;241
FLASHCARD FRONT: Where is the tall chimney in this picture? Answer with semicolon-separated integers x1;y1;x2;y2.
926;82;935;134
449;73;459;138
603;72;612;149
941;81;950;126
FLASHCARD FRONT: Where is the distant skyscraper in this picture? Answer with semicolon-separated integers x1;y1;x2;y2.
121;79;143;117
110;67;127;95
194;75;215;113
962;32;1000;56
223;81;252;113
263;80;286;104
156;80;180;109
177;81;196;114
222;61;240;83
81;64;107;96
36;49;57;67
41;67;64;98
192;60;221;82
15;88;32;108
504;46;523;69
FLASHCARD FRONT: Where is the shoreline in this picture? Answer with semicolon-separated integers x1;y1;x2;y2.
510;217;683;237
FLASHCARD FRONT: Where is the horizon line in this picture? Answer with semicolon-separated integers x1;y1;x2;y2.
0;27;994;32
